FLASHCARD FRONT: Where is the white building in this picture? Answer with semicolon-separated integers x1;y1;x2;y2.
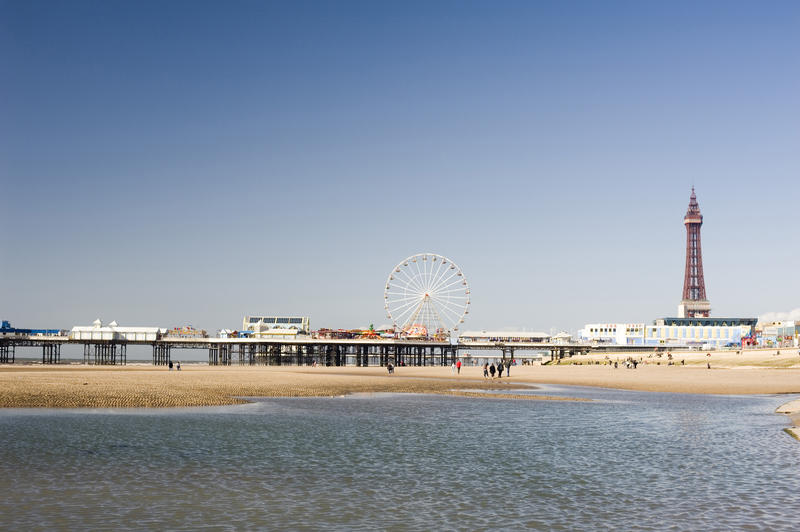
243;316;310;336
70;319;160;342
579;318;756;349
579;323;645;345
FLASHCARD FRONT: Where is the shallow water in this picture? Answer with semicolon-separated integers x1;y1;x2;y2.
1;386;798;530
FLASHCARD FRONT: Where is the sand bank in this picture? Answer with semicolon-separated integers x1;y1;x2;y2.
776;398;800;440
0;363;798;409
0;365;578;408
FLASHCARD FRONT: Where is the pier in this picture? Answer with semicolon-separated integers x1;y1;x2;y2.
0;335;595;366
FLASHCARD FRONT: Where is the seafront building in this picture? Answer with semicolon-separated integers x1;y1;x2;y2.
757;321;800;347
579;318;757;348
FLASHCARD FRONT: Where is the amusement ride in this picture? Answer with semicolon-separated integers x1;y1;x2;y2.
384;253;470;339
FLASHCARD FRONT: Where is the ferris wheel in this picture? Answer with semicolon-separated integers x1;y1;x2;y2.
384;253;470;338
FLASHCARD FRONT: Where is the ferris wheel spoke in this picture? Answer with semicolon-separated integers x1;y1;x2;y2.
428;258;449;293
432;276;467;294
402;299;427;328
390;298;425;316
429;266;457;289
428;269;459;294
390;268;421;293
396;268;428;295
410;258;427;292
389;293;423;302
422;300;447;331
389;262;417;288
392;305;420;327
432;287;468;296
389;296;424;311
429;295;464;320
426;255;442;292
432;297;461;313
429;295;466;322
389;288;424;299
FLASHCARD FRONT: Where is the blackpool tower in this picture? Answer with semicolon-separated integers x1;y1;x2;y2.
678;187;710;318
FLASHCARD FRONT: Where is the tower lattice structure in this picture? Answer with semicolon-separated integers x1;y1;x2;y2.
678;187;710;318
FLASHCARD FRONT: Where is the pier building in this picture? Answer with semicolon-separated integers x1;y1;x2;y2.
242;316;310;338
70;319;160;342
459;331;551;343
1;320;62;337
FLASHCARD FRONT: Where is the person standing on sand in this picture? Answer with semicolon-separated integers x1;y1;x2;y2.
168;361;173;370
451;361;456;374
176;361;181;371
483;363;489;379
497;361;503;379
489;363;496;379
506;361;511;377
456;360;462;374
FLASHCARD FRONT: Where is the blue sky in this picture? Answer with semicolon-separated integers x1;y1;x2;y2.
2;0;799;334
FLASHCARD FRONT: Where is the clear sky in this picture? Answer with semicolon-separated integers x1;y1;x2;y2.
2;0;799;335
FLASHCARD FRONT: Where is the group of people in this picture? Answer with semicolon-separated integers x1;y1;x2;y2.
482;360;510;379
167;360;181;371
450;360;463;374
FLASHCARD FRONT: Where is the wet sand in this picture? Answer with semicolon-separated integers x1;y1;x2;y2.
0;361;798;408
0;365;573;408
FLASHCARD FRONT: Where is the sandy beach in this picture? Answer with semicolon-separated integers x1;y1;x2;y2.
0;356;797;401
2;356;799;438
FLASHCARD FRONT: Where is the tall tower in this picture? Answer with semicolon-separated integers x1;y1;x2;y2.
678;187;710;318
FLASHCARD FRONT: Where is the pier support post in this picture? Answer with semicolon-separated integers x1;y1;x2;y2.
0;343;14;363
209;345;219;365
42;344;61;364
153;344;171;366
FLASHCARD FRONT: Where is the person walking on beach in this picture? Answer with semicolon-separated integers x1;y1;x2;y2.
168;361;173;370
496;361;503;379
456;360;462;374
489;363;496;379
176;361;181;371
451;361;456;374
506;361;511;377
483;362;489;379
387;362;394;375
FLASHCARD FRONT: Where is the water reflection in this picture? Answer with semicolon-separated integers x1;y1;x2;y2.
0;387;797;530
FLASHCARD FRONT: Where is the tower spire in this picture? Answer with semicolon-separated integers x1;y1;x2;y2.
678;187;710;318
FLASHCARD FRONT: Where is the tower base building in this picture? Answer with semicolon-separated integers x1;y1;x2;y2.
677;300;711;319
